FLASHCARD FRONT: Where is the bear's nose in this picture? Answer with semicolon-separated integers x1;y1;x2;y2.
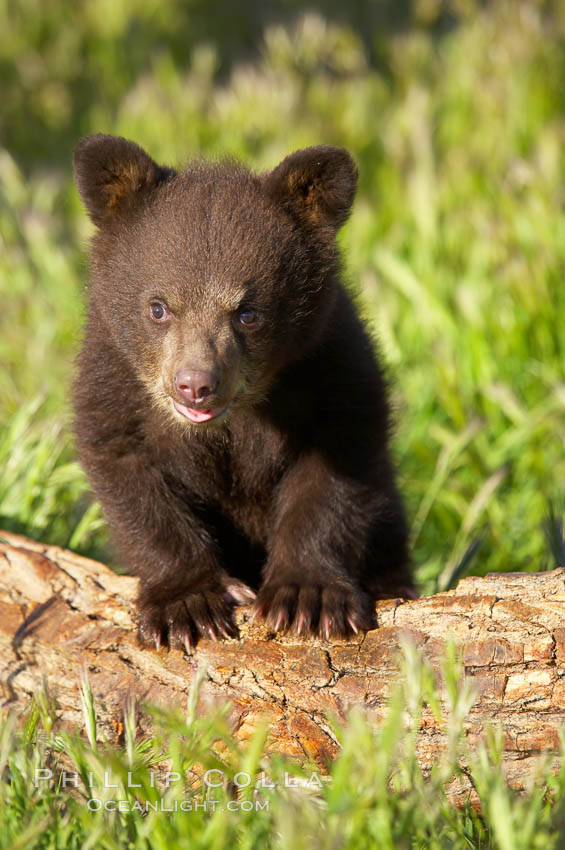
174;368;218;404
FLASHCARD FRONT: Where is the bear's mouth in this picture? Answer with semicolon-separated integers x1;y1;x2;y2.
172;400;227;424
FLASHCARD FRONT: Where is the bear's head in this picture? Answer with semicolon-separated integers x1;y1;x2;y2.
74;134;357;426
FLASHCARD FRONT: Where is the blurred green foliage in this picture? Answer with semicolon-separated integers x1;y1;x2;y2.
1;0;564;590
0;0;458;170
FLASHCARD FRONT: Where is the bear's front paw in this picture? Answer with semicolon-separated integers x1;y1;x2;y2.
253;581;375;639
138;581;255;652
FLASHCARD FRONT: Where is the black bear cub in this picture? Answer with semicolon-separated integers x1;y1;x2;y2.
73;134;412;651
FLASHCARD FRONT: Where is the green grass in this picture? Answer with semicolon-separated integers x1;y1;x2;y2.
2;0;565;843
3;643;564;850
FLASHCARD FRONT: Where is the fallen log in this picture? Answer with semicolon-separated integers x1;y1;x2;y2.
1;529;565;805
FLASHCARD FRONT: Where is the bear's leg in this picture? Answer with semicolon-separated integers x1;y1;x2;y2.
255;451;411;638
81;452;254;650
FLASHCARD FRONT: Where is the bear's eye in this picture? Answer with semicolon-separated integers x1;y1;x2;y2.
237;307;258;328
149;300;169;323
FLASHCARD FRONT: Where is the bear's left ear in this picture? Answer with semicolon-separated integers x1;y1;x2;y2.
262;146;358;231
73;134;175;226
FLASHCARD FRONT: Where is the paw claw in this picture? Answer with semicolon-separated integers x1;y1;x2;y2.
252;603;267;621
226;583;256;605
321;615;333;641
346;615;359;635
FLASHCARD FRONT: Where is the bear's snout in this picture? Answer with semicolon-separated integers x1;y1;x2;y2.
174;367;219;405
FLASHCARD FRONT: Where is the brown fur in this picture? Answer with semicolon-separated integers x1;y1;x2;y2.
73;134;413;650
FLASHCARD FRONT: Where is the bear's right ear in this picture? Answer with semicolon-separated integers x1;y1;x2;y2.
73;134;175;226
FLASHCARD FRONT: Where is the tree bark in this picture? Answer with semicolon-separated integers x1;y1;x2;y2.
1;529;565;805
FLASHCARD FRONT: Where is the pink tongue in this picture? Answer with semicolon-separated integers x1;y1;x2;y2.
173;401;220;423
185;408;215;422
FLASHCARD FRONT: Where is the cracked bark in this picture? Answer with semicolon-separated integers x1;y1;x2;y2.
1;530;565;805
